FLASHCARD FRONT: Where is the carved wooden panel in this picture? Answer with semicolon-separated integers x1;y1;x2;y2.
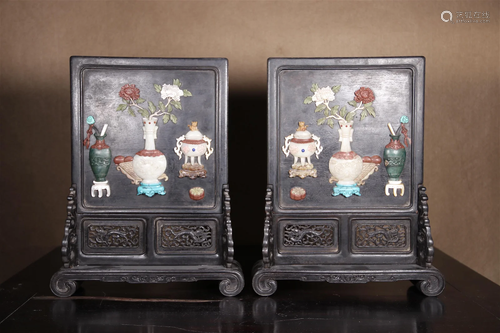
155;219;217;254
351;219;411;253
278;219;339;254
162;225;212;248
82;219;146;255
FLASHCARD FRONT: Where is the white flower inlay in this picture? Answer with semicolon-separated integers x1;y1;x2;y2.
161;84;184;101
312;86;335;107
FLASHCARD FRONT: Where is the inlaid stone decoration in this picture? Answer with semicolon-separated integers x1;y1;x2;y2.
174;121;214;179
282;122;323;178
253;58;444;297
306;85;382;197
384;116;411;197
115;80;192;197
50;58;244;299
83;116;111;198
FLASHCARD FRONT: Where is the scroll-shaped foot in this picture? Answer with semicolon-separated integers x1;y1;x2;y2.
252;266;278;296
50;271;80;297
219;271;245;297
412;272;445;296
219;263;245;296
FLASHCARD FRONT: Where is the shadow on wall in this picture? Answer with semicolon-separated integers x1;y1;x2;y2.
0;86;72;284
228;89;267;246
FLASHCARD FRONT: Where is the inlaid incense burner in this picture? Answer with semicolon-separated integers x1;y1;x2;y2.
51;57;243;298
174;122;214;179
282;122;323;178
252;57;444;298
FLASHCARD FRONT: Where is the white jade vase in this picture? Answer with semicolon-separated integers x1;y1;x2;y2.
328;120;363;185
133;117;167;185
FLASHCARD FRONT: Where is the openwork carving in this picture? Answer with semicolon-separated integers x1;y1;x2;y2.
61;185;78;268
283;224;334;247
160;225;212;248
222;184;235;268
355;224;406;248
417;186;434;268
87;225;140;248
262;186;274;268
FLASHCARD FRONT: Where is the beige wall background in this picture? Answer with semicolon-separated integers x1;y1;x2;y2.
1;0;498;285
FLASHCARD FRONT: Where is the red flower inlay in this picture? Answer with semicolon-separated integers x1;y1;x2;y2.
354;87;375;104
119;84;140;101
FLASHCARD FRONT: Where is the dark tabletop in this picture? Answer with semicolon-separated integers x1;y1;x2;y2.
1;247;499;333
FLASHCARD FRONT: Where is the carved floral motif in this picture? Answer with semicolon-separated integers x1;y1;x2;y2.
119;84;140;101
117;79;192;123
354;87;375;104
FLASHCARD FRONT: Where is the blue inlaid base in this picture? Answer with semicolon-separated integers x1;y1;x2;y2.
137;182;166;197
333;184;361;197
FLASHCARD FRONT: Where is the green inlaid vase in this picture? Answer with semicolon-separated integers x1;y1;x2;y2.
89;134;112;182
383;134;406;181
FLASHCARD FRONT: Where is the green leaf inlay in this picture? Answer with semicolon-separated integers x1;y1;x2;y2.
148;101;156;112
159;101;166;111
116;104;127;111
171;114;178;124
314;103;326;113
128;107;135;117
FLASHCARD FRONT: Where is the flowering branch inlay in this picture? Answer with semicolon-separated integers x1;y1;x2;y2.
304;84;377;128
116;79;192;124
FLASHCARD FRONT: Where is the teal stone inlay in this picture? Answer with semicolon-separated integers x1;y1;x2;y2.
333;184;361;197
137;182;166;197
89;134;111;182
383;134;406;182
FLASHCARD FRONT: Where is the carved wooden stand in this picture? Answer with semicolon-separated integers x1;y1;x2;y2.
252;58;444;297
51;57;243;297
252;186;444;296
51;185;244;297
